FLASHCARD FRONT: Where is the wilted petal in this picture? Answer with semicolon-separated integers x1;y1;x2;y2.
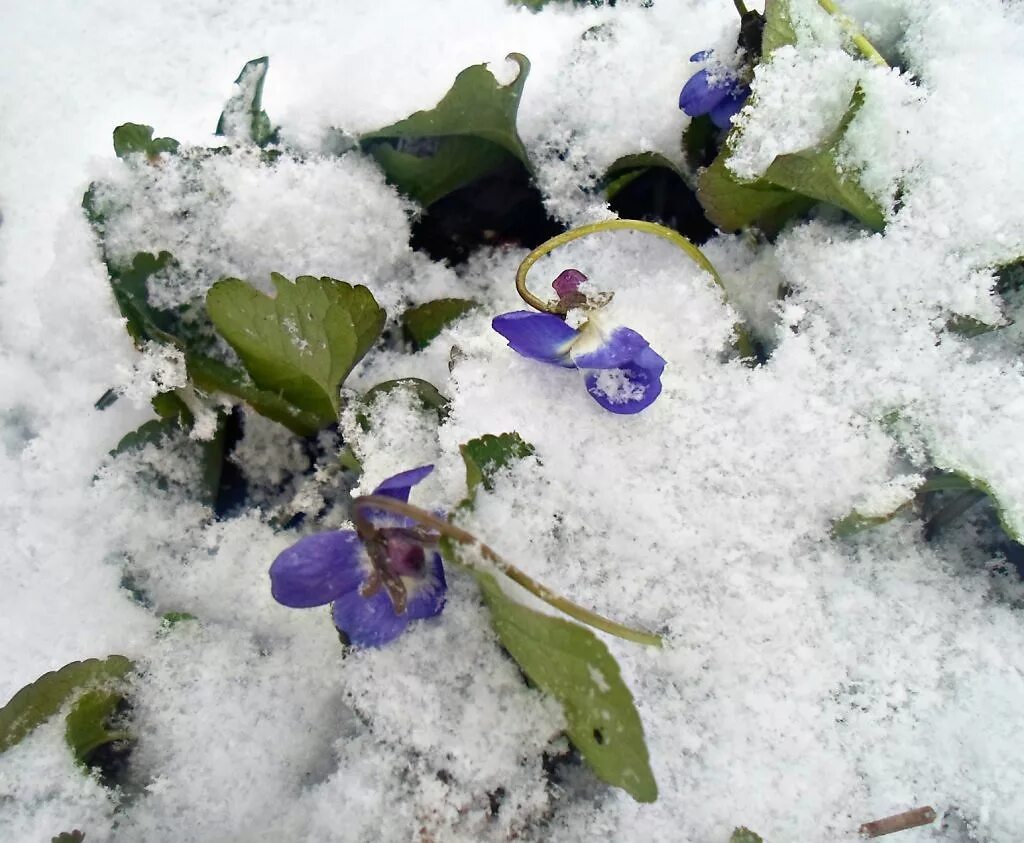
552;268;587;299
708;85;750;129
584;360;665;414
332;587;409;647
492;311;578;367
403;553;447;620
679;69;729;117
373;465;434;502
571;326;653;370
270;531;365;608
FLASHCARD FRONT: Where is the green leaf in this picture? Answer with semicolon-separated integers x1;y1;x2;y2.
186;353;324;437
206;273;385;425
401;298;478;349
51;832;85;843
697;87;883;234
361;54;532;206
215;57;279;147
459;432;535;494
64;689;130;766
107;251;179;346
112;418;178;456
761;87;884;230
474;571;657;803
0;656;133;754
602;153;683;202
731;828;765;843
357;378;450;429
112;123;179;160
697;152;815;236
762;0;798;56
364;136;512;208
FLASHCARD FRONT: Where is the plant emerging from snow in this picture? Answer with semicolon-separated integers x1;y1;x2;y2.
678;50;752;130
493;271;668;414
270;466;447;646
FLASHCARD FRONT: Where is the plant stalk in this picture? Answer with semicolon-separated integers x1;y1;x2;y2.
354;494;663;648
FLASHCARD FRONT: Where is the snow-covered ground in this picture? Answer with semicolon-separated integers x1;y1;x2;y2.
3;0;1024;840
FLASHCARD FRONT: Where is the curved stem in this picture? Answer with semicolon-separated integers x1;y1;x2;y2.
354;495;663;648
816;0;889;67
516;219;755;359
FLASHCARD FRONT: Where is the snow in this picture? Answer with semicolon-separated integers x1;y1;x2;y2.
3;0;1024;841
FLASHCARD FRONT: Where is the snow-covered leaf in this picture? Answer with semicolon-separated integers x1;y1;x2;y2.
0;657;133;754
459;431;535;494
731;828;765;843
698;87;883;233
401;298;478;349
215;56;279;147
474;570;658;803
361;54;531;206
356;378;450;429
761;0;798;56
112;122;179;160
206;273;384;425
63;689;130;767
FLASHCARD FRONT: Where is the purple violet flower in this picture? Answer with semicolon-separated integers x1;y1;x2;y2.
492;296;667;414
679;50;750;130
269;465;446;647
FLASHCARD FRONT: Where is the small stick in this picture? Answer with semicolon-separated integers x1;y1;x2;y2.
859;806;937;837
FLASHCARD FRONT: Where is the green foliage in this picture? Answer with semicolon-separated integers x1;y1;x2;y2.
475;571;658;802
64;689;130;766
832;470;1021;542
698;87;884;234
761;0;798;56
401;298;478;349
215;57;279;147
0;656;133;754
446;432;656;802
731;828;765;843
360;54;532;207
602;153;683;202
206;273;385;426
51;832;86;843
459;432;536;493
356;378;450;429
112;123;179;160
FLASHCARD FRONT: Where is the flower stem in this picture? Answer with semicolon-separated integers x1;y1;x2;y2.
816;0;888;66
353;495;663;648
733;0;748;16
516;218;755;359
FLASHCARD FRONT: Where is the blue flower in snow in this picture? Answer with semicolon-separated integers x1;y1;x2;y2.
679;50;750;130
492;276;667;414
270;465;446;647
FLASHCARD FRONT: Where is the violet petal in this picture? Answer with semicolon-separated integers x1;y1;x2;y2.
679;69;729;117
583;363;664;414
571;326;655;370
708;85;750;129
270;531;365;608
492;311;578;367
332;587;409;647
373;464;434;502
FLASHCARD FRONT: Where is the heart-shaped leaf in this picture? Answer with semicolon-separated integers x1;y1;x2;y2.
206;273;385;425
401;298;478;349
361;54;532;207
112;123;179;161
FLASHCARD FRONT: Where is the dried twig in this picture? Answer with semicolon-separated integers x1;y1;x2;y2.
860;806;937;837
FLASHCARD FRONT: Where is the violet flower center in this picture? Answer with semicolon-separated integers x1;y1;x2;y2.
385;536;426;577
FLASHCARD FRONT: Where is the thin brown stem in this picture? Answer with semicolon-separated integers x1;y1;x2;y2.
859;806;937;837
353;495;663;647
